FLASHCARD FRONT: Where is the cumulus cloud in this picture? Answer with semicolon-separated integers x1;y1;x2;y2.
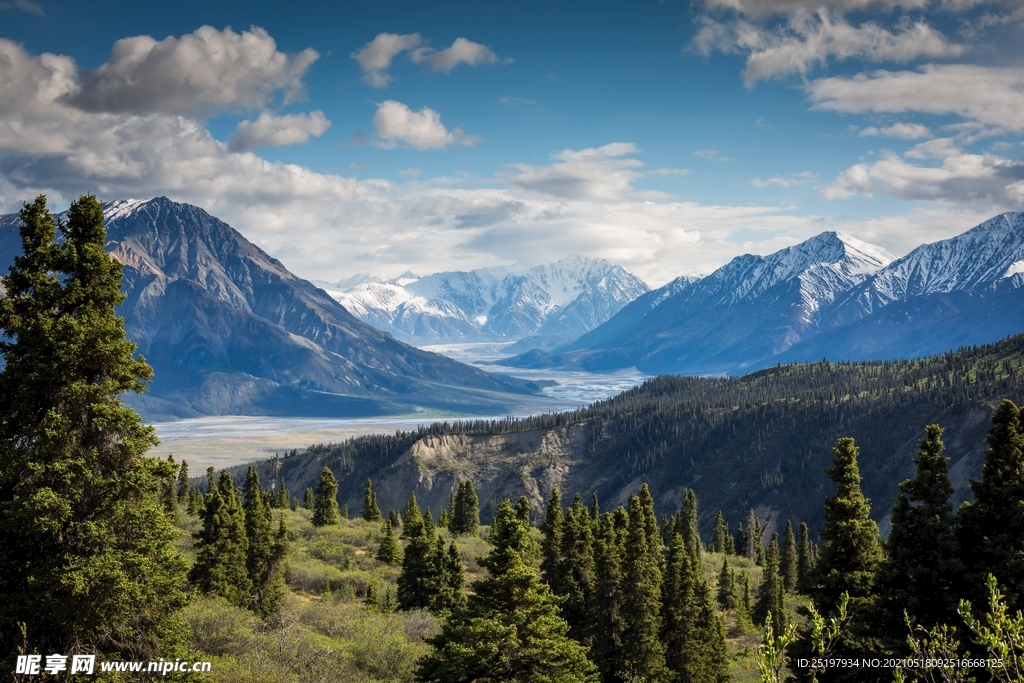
228;110;330;151
410;37;501;72
70;26;319;115
351;33;504;87
807;65;1024;131
0;0;44;16
822;149;1024;206
350;32;422;87
858;122;932;138
371;100;478;150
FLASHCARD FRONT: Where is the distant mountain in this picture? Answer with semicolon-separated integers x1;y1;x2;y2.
324;257;650;348
501;231;897;374
0;198;541;420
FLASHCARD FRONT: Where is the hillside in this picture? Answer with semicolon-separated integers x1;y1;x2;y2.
0;198;542;420
251;333;1024;540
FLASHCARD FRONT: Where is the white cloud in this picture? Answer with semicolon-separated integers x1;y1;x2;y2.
350;33;422;88
858;122;932;138
70;26;319;115
0;0;44;16
227;110;330;151
807;65;1024;131
371;100;478;150
504;143;654;200
822;149;1024;206
904;137;960;159
700;0;1005;17
410;37;501;72
752;171;817;187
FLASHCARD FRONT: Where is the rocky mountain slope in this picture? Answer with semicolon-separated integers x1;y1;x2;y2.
321;257;649;347
0;197;541;420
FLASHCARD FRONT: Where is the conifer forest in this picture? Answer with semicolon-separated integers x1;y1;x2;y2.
4;197;1024;683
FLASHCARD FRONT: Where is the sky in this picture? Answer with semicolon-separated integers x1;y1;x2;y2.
1;0;1022;286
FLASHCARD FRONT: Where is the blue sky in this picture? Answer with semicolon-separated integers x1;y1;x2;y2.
1;0;1022;285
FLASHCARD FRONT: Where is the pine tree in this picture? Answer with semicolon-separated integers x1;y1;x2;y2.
958;400;1024;611
0;195;188;662
242;466;283;615
341;503;348;519
754;532;786;630
724;527;735;555
162;455;179;514
427;535;464;617
620;494;667;681
451;479;480;535
290;495;298;511
679;488;701;557
437;506;449;528
177;459;191;504
712;511;728;553
591;493;600;521
187;487;203;515
876;424;959;645
515;495;531;525
311;466;341;527
403;491;424;537
377;519;403;565
640;483;663;557
191;470;251;607
541;486;564;593
734;521;746;557
397;497;438;611
781;520;798;593
303;487;314;510
362;478;382;522
734;572;754;635
797;521;812;592
716;555;736;610
276;475;288;509
558;493;596;643
753;516;765;566
746;510;758;561
415;499;597;683
591;509;628;680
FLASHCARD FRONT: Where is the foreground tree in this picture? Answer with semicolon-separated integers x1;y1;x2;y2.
192;471;251;607
312;466;340;527
362;478;382;522
0;196;190;661
415;499;597;682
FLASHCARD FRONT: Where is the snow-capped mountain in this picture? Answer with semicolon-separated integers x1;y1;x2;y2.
503;231;898;374
325;257;650;345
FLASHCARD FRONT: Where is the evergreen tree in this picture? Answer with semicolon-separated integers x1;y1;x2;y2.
312;466;341;527
781;520;798;593
191;470;251;607
437;506;449;528
187;487;203;515
451;479;480;535
797;521;812;592
679;488;701;557
515;495;531;525
162;455;179;514
558;493;596;644
753;516;765;566
810;437;883;610
423;509;435;535
341;503;348;519
876;424;959;645
276;475;288;509
290;495;298;511
415;499;597;683
541;486;564;593
303;487;314;510
242;466;285;616
712;511;729;553
620;494;667;682
724;527;735;555
591;492;600;521
361;478;382;522
0;195;188;662
427;535;465;616
958;400;1024;611
754;532;786;630
389;508;402;529
716;555;736;610
397;497;438;611
734;521;747;558
640;483;662;557
377;519;403;565
746;510;758;561
443;541;467;613
734;572;754;635
592;509;628;681
403;491;424;537
177;459;191;504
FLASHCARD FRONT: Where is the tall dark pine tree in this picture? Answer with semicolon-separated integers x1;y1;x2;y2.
415;500;596;683
591;509;628;681
797;522;812;592
191;470;251;607
377;520;403;565
398;493;440;611
303;487;314;510
958;400;1024;611
746;510;758;561
781;520;798;593
362;478;382;522
312;467;340;527
620;494;667;682
557;493;596;644
679;488;701;557
242;466;285;615
541;486;564;593
177;460;191;504
403;491;424;537
451;479;480;535
0;196;188;662
754;532;786;629
712;511;728;554
716;555;736;610
734;522;746;557
875;424;958;646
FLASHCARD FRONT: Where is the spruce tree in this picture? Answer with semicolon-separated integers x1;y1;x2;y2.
958;400;1024;611
403;491;424;537
162;455;179;514
734;522;746;557
541;486;564;592
311;466;341;527
242;466;283;615
557;493;596;644
452;479;480;535
415;499;597;682
377;519;403;565
716;555;736;610
592;509;628;680
0;195;188;662
712;511;728;553
397;498;438;611
746;510;758;561
191;470;251;607
303;487;314;510
876;424;958;645
361;478;382;522
680;488;701;557
515;495;531;525
640;483;663;557
797;521;812;592
754;532;786;630
177;459;191;504
620;494;667;681
781;520;798;593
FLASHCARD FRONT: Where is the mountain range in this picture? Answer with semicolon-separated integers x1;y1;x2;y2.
0;197;542;421
501;213;1024;375
316;257;649;349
